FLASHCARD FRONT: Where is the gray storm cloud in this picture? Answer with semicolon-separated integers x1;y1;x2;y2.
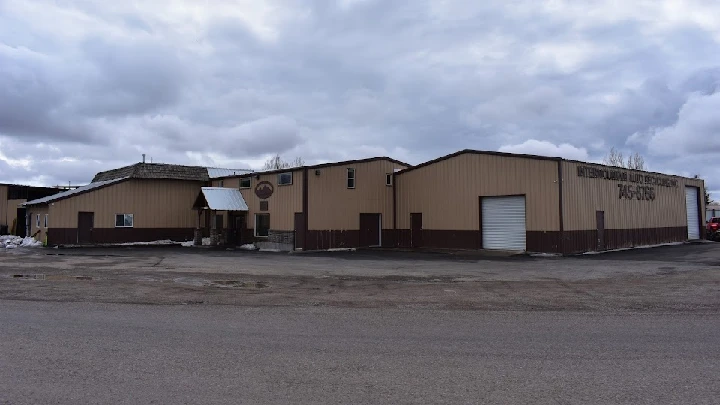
0;0;719;196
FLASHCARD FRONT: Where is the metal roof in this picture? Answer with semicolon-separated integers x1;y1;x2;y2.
195;187;249;211
23;177;129;206
207;167;253;179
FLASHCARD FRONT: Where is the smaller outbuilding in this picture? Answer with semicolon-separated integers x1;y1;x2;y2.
22;162;250;245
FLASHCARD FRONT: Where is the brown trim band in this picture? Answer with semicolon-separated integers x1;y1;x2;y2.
395;149;562;176
48;228;196;245
393;149;701;184
215;157;411;180
388;227;687;254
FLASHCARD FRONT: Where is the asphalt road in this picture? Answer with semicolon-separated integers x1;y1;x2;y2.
1;300;718;404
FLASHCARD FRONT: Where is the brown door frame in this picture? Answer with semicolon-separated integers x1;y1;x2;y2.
77;211;94;245
294;212;305;250
596;211;605;251
410;213;423;248
359;213;382;247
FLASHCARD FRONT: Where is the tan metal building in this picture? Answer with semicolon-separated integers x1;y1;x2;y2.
20;150;706;253
394;150;706;254
23;164;212;245
212;157;408;250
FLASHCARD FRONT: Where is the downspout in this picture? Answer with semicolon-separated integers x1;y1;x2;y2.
392;172;397;247
302;167;309;251
557;159;565;254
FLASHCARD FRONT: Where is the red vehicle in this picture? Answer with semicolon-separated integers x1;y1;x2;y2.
707;217;720;241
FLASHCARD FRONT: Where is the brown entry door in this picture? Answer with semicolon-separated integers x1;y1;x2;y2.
359;213;381;247
78;212;94;244
294;212;305;250
227;214;240;246
411;213;423;248
596;211;605;251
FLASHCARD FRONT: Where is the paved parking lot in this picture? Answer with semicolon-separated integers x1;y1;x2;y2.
2;243;719;404
1;243;719;311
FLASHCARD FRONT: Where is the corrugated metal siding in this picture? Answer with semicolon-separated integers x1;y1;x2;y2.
199;188;249;211
396;154;560;231
308;160;405;230
212;178;241;188
562;161;706;231
238;171;303;231
50;179;203;228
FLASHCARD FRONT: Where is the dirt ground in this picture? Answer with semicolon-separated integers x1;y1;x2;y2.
1;243;719;312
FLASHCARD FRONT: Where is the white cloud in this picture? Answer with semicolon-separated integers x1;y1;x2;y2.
648;92;720;156
498;139;589;161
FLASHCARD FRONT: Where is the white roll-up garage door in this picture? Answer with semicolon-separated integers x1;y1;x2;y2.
686;187;700;240
482;196;526;251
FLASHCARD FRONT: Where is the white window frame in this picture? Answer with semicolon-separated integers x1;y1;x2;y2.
115;214;134;228
239;178;252;189
44;214;48;229
278;172;293;186
254;213;270;237
386;173;392;186
347;168;356;189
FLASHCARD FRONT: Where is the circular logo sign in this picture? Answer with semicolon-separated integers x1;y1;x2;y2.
254;181;274;199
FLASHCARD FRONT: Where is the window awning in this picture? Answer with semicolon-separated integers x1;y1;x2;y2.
193;187;249;211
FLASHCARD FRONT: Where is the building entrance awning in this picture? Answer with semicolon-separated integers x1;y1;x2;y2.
193;187;249;211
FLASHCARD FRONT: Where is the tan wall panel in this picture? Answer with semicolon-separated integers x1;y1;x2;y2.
308;160;405;230
562;161;706;230
27;206;49;242
50;179;203;228
237;171;303;231
396;154;560;231
0;185;7;227
212;178;240;189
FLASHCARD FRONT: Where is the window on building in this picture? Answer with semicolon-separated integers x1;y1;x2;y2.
115;214;134;228
278;172;293;186
44;214;48;228
240;178;251;189
260;200;269;211
219;180;224;187
36;214;40;228
347;168;356;189
386;173;392;186
255;214;270;237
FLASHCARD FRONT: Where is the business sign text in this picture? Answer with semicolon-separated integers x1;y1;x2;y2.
576;165;678;201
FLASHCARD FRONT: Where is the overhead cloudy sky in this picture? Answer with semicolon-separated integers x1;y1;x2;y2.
1;0;719;195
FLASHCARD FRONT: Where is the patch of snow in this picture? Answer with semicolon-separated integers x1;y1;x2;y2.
239;244;257;251
1;235;43;249
118;240;176;246
582;242;685;255
180;241;195;247
259;248;282;252
202;237;212;246
326;248;357;252
530;253;561;257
